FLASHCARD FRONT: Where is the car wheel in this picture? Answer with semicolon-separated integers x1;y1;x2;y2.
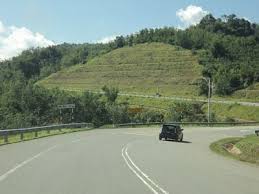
159;136;162;140
164;137;167;141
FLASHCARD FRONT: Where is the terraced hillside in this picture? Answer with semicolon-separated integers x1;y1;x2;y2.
39;43;202;97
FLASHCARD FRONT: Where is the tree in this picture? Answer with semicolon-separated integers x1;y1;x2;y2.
114;36;125;49
102;86;119;104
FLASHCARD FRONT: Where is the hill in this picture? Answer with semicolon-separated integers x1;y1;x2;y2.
39;43;202;97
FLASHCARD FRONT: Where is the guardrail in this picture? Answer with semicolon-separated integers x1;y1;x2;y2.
0;123;93;144
115;122;162;127
255;130;259;136
115;121;259;128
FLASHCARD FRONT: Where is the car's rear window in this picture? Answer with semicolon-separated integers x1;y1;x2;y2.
163;125;176;132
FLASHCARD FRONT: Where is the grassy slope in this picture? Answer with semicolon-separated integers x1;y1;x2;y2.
118;95;259;121
210;103;259;121
210;135;259;164
39;43;202;97
230;83;259;101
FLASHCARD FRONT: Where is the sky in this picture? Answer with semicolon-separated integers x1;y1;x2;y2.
0;0;259;60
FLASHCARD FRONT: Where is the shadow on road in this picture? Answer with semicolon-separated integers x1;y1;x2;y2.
165;140;192;144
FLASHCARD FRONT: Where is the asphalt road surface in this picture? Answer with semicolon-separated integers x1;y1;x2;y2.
0;126;258;194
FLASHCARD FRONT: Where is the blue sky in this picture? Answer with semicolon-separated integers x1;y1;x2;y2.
1;0;259;43
0;0;259;60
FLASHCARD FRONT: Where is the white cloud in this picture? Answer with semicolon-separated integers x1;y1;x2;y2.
176;5;209;28
0;21;5;33
0;20;54;61
243;17;251;22
96;35;117;44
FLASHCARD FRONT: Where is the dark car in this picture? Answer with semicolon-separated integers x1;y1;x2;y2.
159;124;184;141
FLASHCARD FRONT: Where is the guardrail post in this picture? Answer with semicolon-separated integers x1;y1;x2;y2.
4;133;8;144
20;132;24;141
35;130;38;138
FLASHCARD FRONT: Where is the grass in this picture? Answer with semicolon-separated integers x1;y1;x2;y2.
210;135;259;165
38;43;202;97
118;95;259;122
209;103;259;122
0;127;92;146
230;83;259;101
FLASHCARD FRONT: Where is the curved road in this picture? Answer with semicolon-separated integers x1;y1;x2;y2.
0;126;258;194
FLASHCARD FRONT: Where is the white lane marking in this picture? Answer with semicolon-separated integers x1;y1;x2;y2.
71;139;81;143
240;129;251;133
122;132;155;137
122;147;159;194
0;145;58;182
122;145;169;194
125;146;169;194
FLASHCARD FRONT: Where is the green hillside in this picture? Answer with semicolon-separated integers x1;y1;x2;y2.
38;42;259;122
39;43;202;97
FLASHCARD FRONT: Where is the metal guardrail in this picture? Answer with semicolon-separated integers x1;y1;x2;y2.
0;123;93;144
255;130;259;136
116;122;162;127
116;121;259;128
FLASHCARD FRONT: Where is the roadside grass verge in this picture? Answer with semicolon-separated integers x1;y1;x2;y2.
210;135;259;165
118;95;259;122
0;127;92;146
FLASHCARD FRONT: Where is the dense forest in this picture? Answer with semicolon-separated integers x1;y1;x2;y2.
0;14;258;129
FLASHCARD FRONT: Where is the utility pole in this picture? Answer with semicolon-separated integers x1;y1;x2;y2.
202;77;211;124
207;78;211;124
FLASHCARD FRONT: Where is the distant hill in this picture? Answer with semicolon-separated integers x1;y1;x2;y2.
39;43;202;97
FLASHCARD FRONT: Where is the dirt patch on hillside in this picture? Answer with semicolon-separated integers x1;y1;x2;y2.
223;143;242;155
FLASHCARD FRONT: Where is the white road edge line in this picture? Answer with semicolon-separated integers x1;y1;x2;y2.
0;144;59;182
125;146;169;194
71;139;81;143
240;130;251;133
123;132;155;136
122;147;159;194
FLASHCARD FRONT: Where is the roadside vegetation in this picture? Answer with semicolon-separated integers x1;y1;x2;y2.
210;103;259;122
210;135;259;165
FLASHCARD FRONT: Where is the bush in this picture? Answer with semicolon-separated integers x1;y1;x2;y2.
132;110;164;123
166;102;207;122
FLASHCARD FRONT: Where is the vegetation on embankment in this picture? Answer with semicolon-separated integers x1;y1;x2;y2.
210;135;259;164
209;103;259;122
118;95;259;122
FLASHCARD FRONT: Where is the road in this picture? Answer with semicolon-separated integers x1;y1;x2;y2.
63;89;259;107
0;126;258;194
